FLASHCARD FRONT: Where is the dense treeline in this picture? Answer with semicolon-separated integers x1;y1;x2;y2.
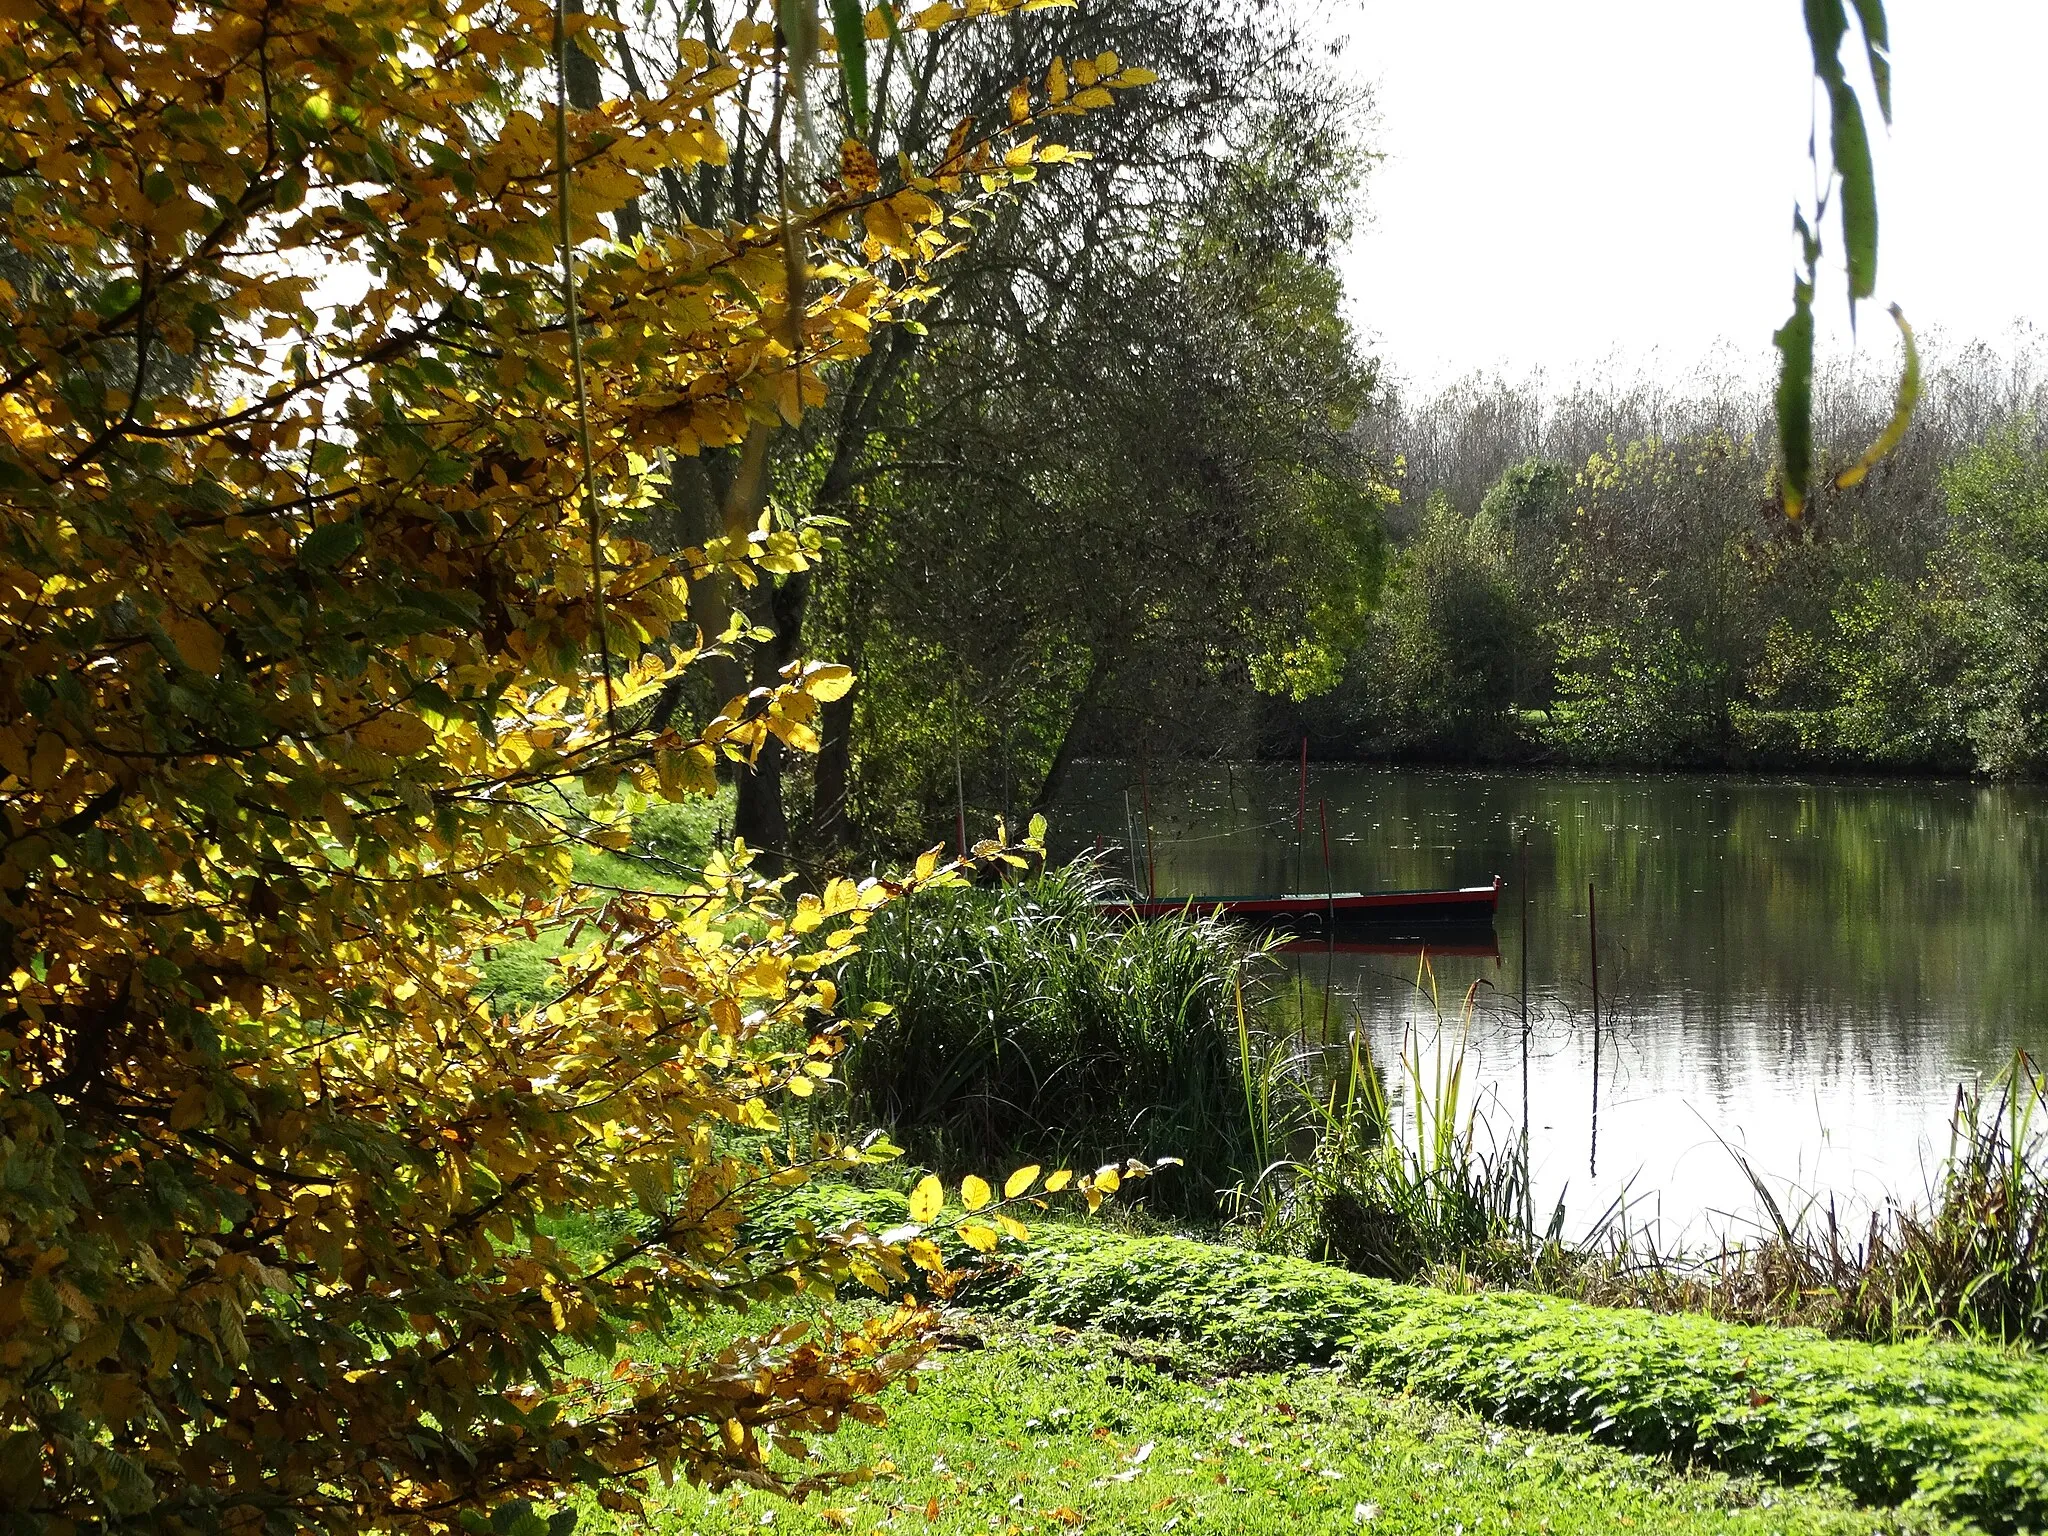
799;329;2048;855
653;0;1393;857
1303;341;2048;776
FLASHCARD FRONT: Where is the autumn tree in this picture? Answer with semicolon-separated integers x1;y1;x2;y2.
0;0;1152;1528
559;0;1365;861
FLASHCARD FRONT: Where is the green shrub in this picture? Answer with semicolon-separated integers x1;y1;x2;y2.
834;860;1267;1219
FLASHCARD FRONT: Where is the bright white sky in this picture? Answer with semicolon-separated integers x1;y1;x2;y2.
1328;1;2048;390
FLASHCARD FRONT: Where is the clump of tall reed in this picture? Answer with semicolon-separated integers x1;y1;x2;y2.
1456;1054;2048;1347
1230;960;1534;1283
833;858;1268;1220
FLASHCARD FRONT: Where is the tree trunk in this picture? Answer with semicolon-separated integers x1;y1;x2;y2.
733;570;811;872
735;331;913;864
810;689;856;849
1031;655;1106;815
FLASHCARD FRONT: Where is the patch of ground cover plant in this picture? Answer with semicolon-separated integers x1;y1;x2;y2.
565;1302;1934;1536
966;1225;2048;1533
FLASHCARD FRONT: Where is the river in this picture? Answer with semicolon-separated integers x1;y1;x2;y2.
1052;765;2048;1243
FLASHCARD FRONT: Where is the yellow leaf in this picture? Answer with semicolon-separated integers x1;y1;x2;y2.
960;1174;991;1211
804;663;855;701
1093;1164;1121;1194
890;189;940;225
773;367;804;426
908;1237;946;1272
320;792;355;846
355;712;435;756
1046;57;1068;104
1118;66;1158;86
840;137;881;193
864;198;910;252
912;1;957;29
958;1221;999;1253
1043;1169;1073;1193
1008;83;1030;125
995;1212;1029;1241
1004;1164;1040;1199
28;732;64;791
576;159;647;211
168;1085;208;1130
1072;86;1114;110
164;616;223;674
907;1173;943;1223
787;1074;814;1097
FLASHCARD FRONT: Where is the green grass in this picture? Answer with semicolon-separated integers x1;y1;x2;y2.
971;1225;2048;1532
735;1188;2048;1530
566;1314;1943;1536
476;787;734;1013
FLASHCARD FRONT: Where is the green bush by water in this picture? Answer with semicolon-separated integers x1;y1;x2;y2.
835;860;1268;1219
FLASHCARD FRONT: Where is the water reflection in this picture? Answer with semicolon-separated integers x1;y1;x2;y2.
1055;765;2048;1241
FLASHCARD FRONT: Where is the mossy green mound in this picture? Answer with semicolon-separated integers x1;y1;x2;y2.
965;1226;2047;1531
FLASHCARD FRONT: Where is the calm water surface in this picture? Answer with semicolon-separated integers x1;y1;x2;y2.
1054;766;2048;1242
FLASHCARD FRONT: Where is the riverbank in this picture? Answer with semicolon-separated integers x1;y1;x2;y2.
565;1210;2042;1533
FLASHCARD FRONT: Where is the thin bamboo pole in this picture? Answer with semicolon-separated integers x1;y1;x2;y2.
1589;879;1601;1179
1319;797;1334;1042
1139;742;1157;900
1295;736;1308;893
1520;826;1531;1235
954;739;967;857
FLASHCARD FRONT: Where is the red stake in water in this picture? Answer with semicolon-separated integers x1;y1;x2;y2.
1319;797;1335;1039
1296;736;1309;893
1139;745;1157;900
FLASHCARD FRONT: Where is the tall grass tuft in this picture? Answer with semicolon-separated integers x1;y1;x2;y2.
1865;1053;2048;1342
1677;1052;2048;1343
1230;960;1534;1281
1466;1053;2048;1346
834;858;1269;1219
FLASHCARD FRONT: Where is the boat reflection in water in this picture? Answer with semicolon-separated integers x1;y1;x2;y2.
1268;921;1500;959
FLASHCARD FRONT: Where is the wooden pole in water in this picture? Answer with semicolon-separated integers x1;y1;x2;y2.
1296;736;1308;894
1588;879;1601;1179
1139;741;1157;900
954;738;967;858
1319;797;1335;1042
1520;827;1531;1233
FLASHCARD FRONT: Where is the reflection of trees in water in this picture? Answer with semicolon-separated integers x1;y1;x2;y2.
1054;762;2048;1084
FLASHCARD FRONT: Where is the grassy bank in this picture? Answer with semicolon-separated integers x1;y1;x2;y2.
723;1187;2046;1529
971;1224;2048;1531
569;1312;1947;1535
